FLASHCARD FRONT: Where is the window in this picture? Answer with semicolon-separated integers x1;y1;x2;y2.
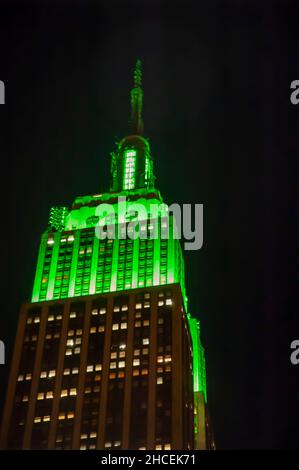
123;149;136;190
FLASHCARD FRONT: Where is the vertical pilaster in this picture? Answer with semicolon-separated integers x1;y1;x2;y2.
46;232;61;300
121;293;135;448
72;301;91;448
23;304;48;448
68;231;80;298
147;290;158;449
97;295;113;449
48;303;70;448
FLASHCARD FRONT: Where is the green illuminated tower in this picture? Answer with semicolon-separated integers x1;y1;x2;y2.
0;60;211;450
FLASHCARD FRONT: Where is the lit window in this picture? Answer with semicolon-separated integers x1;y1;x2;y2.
135;303;142;309
74;347;80;354
47;238;54;245
165;355;172;363
113;306;120;312
86;365;94;373
43;416;50;422
58;413;65;420
144;302;150;308
121;305;128;311
75;338;81;345
165;298;172;306
68;235;74;242
114;441;121;447
95;364;102;371
141;368;148;375
143;320;150;326
105;442;112;448
98;326;105;332
40;371;47;378
142;348;149;355
70;388;77;396
80;445;87;450
67;339;74;347
119;351;126;358
155;445;162;450
110;362;116;369
157;377;163;384
63;369;70;375
65;349;72;356
157;356;163;363
112;323;119;330
46;391;53;399
81;434;87;440
37;393;44;400
49;370;56;378
72;367;79;374
134;349;140;356
68;330;74;336
90;326;97;334
26;318;32;324
90;431;97;439
164;444;171;450
139;447;146;450
142;338;149;345
48;315;54;322
34;417;41;423
67;412;74;419
135;321;141;327
111;352;117;359
61;389;68;397
22;395;29;402
133;370;139;376
133;359;140;366
120;322;127;329
118;361;125;368
25;373;32;380
17;374;24;382
119;343;126;350
34;317;40;323
158;301;164;306
76;329;83;335
123;149;136;190
91;309;98;316
70;312;77;318
99;308;106;315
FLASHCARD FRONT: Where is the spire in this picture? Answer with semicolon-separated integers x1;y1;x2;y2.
129;59;143;135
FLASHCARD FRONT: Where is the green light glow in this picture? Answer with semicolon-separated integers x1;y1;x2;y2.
123;149;136;190
30;61;207;422
189;317;207;402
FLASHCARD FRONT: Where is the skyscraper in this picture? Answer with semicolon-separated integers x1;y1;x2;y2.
0;61;211;450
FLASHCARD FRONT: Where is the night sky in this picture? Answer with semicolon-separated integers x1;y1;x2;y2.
0;0;298;449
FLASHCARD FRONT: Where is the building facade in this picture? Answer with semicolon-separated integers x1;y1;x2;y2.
0;60;210;450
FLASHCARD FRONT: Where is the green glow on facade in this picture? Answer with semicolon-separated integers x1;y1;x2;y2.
189;317;207;402
30;60;207;414
123;149;136;190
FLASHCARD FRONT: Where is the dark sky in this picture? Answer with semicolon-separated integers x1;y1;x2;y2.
0;0;298;449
